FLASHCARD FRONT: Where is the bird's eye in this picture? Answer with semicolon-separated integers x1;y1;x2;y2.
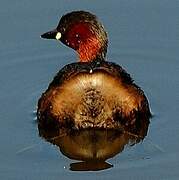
61;27;66;33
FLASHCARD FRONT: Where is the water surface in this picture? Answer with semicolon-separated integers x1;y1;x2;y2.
0;0;179;179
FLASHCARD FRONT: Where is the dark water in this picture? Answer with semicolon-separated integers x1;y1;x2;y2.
0;0;179;179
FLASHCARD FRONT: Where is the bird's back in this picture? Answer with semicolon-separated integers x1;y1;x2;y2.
37;60;150;138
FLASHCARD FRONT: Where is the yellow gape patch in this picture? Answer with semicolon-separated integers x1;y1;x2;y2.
56;32;61;40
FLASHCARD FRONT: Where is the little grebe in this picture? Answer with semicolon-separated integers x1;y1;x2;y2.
37;11;151;138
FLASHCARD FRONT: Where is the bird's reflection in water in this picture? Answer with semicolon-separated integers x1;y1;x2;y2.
38;121;149;171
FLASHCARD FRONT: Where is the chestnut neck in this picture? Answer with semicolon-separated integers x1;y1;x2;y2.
77;36;106;62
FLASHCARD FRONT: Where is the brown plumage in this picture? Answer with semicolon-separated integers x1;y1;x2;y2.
38;11;151;140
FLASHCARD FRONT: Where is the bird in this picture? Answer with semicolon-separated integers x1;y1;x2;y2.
37;10;151;139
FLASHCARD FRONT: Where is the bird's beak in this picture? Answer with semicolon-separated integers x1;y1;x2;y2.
41;29;61;40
